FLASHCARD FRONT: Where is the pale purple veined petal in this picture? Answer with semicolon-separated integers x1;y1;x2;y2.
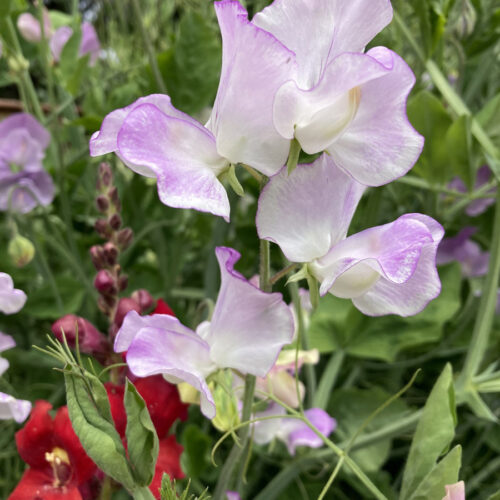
256;154;365;262
285;407;336;455
206;247;294;377
125;327;217;418
326;47;424;186
0;392;32;423
80;22;100;65
114;310;199;352
50;26;73;62
0;332;15;376
0;273;27;315
252;402;287;445
209;0;297;176
117;103;230;220
442;481;465;500
0;113;50;151
351;214;444;316
253;0;392;88
437;227;489;278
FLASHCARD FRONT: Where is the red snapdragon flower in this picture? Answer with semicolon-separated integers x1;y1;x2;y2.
9;401;96;500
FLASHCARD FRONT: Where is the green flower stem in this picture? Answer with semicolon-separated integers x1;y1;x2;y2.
286;138;301;175
317;454;345;500
314;350;345;410
457;189;500;392
131;0;167;94
37;2;56;106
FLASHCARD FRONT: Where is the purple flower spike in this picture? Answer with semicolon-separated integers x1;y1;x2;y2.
0;113;54;213
253;0;422;186
253;403;336;455
257;154;444;316
0;393;32;423
115;247;294;419
0;332;16;377
90;1;297;219
437;227;489;278
0;273;27;315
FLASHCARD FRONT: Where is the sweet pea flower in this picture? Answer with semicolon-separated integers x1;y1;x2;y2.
448;166;496;217
17;10;52;43
0;332;16;376
257;154;444;316
437;227;489;278
0;113;54;213
442;481;465;500
9;401;96;500
90;0;297;221
252;0;424;186
0;272;27;315
50;22;100;65
114;247;294;419
253;403;336;455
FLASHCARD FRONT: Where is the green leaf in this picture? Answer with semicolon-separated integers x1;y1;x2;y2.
181;425;212;478
407;91;453;184
59;25;82;78
308;264;462;361
476;92;500;148
23;274;85;319
445;115;474;189
155;11;221;114
0;0;12;17
400;364;457;500
124;380;160;486
65;53;90;96
65;367;135;490
410;445;462;500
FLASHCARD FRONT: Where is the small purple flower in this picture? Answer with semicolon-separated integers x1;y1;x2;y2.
90;1;296;220
17;10;52;43
253;403;336;455
253;0;423;186
437;227;489;278
0;272;27;315
114;247;294;419
442;481;465;500
257;154;444;316
448;166;495;217
0;113;54;213
51;22;100;65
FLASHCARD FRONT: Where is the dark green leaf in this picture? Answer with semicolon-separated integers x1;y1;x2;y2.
124;380;159;486
181;424;212;478
445;115;474;189
0;0;12;17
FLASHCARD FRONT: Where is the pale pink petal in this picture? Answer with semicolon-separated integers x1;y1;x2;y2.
256;154;365;262
0;273;27;314
442;481;465;500
0;393;32;423
50;26;73;62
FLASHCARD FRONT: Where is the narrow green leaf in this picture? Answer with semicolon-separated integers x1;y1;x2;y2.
124;379;160;486
410;445;462;500
400;364;457;500
64;368;135;490
445;115;474;190
59;26;82;78
0;0;12;16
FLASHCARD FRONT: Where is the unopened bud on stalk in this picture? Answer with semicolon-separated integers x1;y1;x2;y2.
131;289;154;313
89;245;105;269
103;242;118;266
114;297;141;328
108;187;120;210
95;219;111;239
8;234;35;267
94;269;115;294
96;195;109;213
108;213;122;231
118;275;128;292
97;163;113;190
117;227;133;250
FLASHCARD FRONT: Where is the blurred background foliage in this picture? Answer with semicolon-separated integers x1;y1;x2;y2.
0;0;499;498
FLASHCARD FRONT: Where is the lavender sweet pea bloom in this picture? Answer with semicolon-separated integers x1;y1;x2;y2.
253;403;336;455
448;166;495;217
114;247;294;419
90;0;296;220
252;0;424;186
437;227;489;278
257;154;444;316
0;273;27;315
51;22;100;65
0;332;16;376
0;113;54;213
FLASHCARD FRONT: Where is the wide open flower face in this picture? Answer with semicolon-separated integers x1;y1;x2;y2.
0;114;54;213
90;0;296;221
253;0;423;186
257;154;444;316
115;247;294;419
10;401;96;500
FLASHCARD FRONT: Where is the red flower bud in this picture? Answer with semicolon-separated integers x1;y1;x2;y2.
132;289;154;313
95;219;111;239
89;245;105;270
96;195;109;213
94;269;115;294
103;242;118;266
153;299;175;316
113;297;141;328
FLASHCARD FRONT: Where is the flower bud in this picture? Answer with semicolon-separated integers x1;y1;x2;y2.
51;315;109;356
103;242;118;266
97;163;113;190
94;269;115;294
116;228;133;250
96;195;109;213
118;275;128;292
8;234;35;267
114;297;141;329
17;11;52;43
89;245;105;270
108;187;120;210
95;219;111;239
108;213;122;231
131;289;154;313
